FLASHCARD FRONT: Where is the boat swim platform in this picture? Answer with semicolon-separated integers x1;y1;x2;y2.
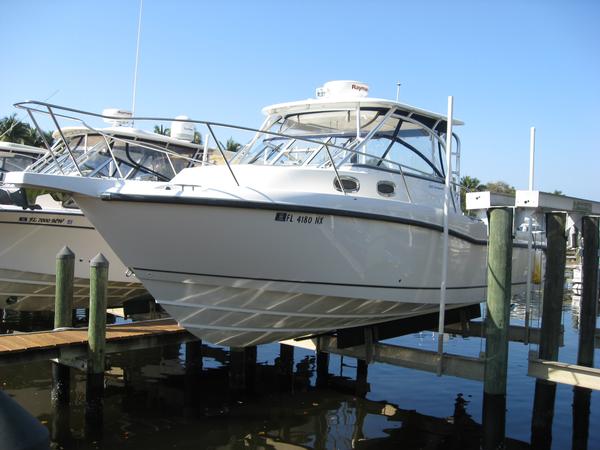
0;319;196;368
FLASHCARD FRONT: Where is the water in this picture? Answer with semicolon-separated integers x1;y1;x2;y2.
1;293;598;450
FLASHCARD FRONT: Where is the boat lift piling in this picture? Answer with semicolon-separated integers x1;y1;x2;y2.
482;207;513;450
228;346;257;391
530;212;566;449
572;216;599;450
51;246;74;444
278;343;294;390
577;217;599;369
86;253;109;436
316;348;330;388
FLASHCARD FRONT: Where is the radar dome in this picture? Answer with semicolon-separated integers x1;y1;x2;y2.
170;116;196;142
315;80;369;99
102;108;133;127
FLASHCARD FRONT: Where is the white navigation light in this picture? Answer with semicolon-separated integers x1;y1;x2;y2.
170;115;196;142
315;80;369;99
102;108;133;127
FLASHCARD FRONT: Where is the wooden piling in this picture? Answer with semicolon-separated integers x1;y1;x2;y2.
531;212;567;449
54;246;74;329
572;387;592;450
229;347;246;391
316;350;330;388
482;207;513;450
279;343;294;376
86;253;109;438
51;246;74;444
571;216;598;450
278;343;294;391
356;359;369;397
183;340;202;416
244;346;257;392
88;253;108;374
577;216;598;368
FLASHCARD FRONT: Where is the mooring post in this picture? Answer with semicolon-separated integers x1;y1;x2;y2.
531;212;567;449
229;347;246;391
316;350;330;388
356;359;369;397
278;343;295;391
481;207;513;450
577;216;598;368
571;216;598;450
51;246;74;444
244;346;257;392
86;253;109;439
54;246;74;329
184;340;202;415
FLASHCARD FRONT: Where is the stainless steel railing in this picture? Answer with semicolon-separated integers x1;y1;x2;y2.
15;100;459;203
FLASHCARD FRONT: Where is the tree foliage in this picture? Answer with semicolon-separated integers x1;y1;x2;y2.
193;131;202;145
482;180;516;194
225;137;241;153
0;114;52;147
153;124;170;136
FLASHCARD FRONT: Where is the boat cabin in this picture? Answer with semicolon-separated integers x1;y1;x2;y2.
233;80;463;209
31;111;203;182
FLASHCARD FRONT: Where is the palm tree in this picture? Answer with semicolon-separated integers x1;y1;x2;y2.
153;124;170;136
225;137;241;153
193;131;202;145
23;126;53;148
0;114;30;143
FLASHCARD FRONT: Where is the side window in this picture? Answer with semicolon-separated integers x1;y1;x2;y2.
382;140;438;177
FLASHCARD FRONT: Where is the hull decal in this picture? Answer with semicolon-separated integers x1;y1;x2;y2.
0;220;94;230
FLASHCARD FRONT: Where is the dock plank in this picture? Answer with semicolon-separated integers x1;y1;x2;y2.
0;319;187;356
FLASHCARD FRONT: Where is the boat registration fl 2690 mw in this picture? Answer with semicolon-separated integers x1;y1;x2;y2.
8;81;530;346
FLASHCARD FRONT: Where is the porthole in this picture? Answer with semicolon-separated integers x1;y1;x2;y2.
377;181;395;197
333;176;360;193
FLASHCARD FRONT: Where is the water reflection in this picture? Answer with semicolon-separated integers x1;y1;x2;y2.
1;340;534;450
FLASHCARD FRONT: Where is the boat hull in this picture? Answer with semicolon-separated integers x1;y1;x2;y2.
0;206;146;310
72;193;529;346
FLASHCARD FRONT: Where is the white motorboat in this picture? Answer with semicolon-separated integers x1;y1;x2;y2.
8;82;531;343
0;109;208;310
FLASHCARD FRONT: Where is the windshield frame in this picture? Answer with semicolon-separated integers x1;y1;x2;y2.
234;106;450;181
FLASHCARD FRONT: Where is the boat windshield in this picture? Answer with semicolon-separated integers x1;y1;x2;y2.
234;108;446;179
0;153;40;181
36;133;197;181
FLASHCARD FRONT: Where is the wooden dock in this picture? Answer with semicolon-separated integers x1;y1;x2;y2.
0;319;195;368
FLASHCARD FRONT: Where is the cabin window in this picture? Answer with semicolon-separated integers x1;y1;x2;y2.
333;176;360;193
377;181;395;197
355;118;445;179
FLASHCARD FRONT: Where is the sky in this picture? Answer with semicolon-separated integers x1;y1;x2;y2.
1;0;598;199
